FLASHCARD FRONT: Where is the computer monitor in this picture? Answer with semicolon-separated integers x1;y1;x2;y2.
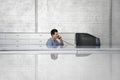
75;33;100;48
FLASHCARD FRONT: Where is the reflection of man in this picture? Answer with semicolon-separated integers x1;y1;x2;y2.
46;29;64;47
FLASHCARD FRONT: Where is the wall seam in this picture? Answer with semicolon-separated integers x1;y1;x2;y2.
35;55;38;80
109;0;113;48
35;0;38;33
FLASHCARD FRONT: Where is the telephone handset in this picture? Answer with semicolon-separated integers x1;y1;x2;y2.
57;35;61;39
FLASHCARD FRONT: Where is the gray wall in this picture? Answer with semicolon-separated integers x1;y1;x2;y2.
112;0;120;80
0;0;111;45
0;0;35;32
112;0;120;47
0;55;35;80
1;0;120;46
38;0;110;46
38;54;111;80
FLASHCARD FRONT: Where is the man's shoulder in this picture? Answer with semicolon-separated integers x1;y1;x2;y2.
47;38;52;41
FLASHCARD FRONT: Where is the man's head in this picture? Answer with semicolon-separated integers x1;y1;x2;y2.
51;29;59;40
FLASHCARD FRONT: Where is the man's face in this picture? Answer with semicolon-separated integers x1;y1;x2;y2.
52;32;59;39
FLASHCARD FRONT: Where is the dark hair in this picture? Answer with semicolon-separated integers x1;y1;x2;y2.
51;29;58;35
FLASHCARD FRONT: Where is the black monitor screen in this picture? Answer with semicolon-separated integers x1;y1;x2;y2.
75;33;100;48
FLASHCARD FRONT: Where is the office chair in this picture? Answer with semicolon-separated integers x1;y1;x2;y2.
75;33;100;48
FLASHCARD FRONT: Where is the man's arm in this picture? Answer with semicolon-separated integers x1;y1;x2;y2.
46;39;53;46
59;37;64;46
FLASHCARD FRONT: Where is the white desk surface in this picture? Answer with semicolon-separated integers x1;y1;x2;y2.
0;45;120;55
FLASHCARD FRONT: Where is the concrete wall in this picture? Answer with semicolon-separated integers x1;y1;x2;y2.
38;54;111;80
0;0;110;45
0;0;35;32
112;0;120;80
0;55;35;80
112;0;120;47
38;0;110;45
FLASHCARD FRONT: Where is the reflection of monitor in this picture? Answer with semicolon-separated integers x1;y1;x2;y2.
75;33;100;48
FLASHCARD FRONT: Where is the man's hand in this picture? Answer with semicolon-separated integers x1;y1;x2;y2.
58;36;63;43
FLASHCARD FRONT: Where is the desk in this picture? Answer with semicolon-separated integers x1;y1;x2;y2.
0;45;120;55
0;45;120;80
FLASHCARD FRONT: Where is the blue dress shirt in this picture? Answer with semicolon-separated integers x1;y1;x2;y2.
46;38;64;47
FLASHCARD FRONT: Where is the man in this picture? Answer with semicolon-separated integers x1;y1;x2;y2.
46;29;64;47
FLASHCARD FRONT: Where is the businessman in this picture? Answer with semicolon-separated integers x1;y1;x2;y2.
46;29;64;47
